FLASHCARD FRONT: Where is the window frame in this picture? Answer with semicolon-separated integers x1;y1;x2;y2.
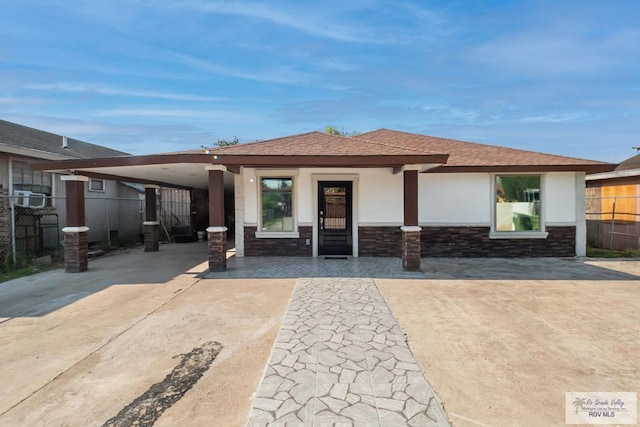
255;170;299;238
490;173;548;239
10;160;53;196
88;178;106;192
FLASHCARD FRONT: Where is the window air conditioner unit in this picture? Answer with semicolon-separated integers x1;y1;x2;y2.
14;190;47;208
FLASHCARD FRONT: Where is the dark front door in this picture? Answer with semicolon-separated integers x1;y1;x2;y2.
318;181;352;255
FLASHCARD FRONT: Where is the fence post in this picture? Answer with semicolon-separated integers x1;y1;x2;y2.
610;197;616;249
105;197;111;245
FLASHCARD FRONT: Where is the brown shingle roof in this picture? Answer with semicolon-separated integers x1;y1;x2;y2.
355;129;612;170
30;130;450;174
206;131;445;156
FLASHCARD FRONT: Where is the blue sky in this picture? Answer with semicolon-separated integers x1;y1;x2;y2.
1;0;639;162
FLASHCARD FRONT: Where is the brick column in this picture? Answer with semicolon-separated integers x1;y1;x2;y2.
207;226;227;271
402;168;421;271
206;166;227;272
61;175;89;273
143;185;160;252
401;226;422;270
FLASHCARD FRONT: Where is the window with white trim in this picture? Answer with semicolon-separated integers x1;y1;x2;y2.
260;177;294;232
495;175;542;232
89;179;105;192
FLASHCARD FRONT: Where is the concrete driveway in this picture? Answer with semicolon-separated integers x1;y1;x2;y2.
0;245;638;427
378;258;640;427
0;242;295;426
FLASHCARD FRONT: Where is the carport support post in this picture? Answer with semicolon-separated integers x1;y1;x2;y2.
206;166;227;272
61;175;89;273
143;185;160;252
402;168;421;271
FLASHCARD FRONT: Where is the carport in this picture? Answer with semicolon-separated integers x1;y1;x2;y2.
32;153;236;273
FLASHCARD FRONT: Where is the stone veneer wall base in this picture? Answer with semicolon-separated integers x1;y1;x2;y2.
244;226;312;256
358;226;576;258
421;226;576;257
241;225;577;258
358;227;402;257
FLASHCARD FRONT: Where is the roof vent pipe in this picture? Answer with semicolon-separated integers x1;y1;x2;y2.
62;135;68;148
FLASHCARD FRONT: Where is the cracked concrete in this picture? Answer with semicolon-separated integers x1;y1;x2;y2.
102;341;223;427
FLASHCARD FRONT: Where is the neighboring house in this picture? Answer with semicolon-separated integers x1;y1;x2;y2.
0;119;142;254
585;153;640;250
32;129;614;273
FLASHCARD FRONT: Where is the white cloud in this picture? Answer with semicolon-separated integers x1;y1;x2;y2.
24;82;224;102
419;104;483;124
0;97;52;106
151;0;442;45
514;112;603;124
170;53;315;85
165;0;375;43
93;107;262;123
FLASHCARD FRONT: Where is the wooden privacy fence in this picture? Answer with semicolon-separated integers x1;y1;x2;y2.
586;195;640;251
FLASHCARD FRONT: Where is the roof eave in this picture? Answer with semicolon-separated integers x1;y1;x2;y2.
0;143;75;161
425;164;616;174
29;153;213;171
31;153;450;171
70;170;194;190
211;154;449;167
586;168;640;181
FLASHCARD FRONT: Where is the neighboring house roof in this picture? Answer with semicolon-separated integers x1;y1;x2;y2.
616;154;640;171
587;152;639;182
31;128;614;190
356;129;611;172
0;119;128;160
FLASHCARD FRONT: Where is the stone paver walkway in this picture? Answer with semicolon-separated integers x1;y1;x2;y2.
247;278;451;426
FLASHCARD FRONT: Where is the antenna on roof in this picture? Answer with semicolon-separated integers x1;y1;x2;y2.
62;135;68;149
633;145;640;152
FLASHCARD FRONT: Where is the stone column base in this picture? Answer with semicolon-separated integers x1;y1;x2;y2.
63;228;89;273
143;221;160;252
207;226;228;272
401;226;422;271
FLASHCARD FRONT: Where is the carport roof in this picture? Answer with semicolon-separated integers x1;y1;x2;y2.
30;129;614;189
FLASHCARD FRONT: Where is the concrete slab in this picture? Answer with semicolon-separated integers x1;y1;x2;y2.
0;242;295;426
1;249;638;426
377;259;640;427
